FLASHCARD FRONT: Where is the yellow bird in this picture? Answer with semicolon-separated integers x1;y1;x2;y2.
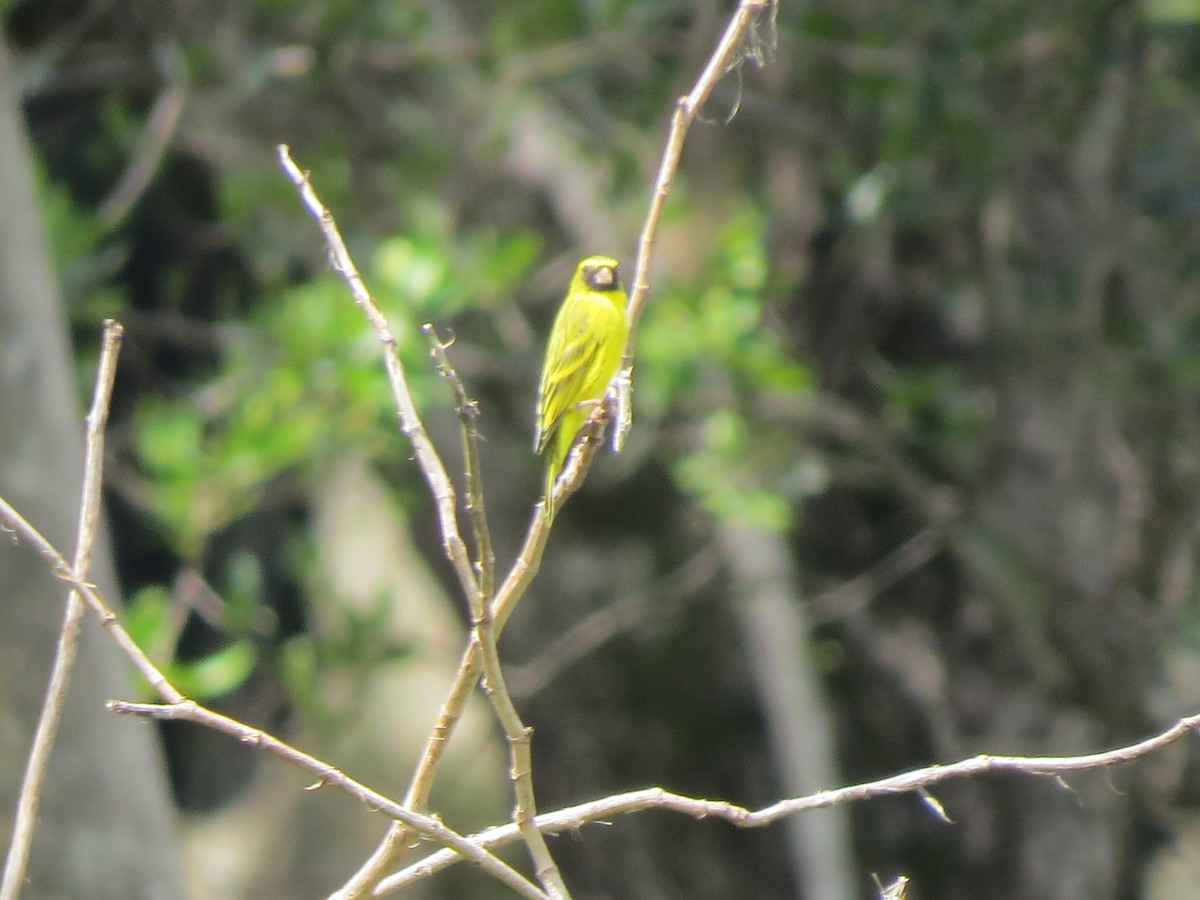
534;255;630;520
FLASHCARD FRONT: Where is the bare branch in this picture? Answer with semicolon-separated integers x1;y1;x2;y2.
105;701;548;900
423;324;495;601
506;544;720;699
2;321;123;900
377;709;1200;892
614;0;777;449
421;326;567;895
276;145;482;612
0;500;539;897
334;414;613;896
0;495;182;704
470;602;569;899
97;46;186;229
331;6;779;896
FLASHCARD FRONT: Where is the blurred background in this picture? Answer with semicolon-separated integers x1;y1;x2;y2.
4;0;1200;898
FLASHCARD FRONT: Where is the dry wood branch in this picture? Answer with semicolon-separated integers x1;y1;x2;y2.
0;499;542;899
423;326;567;897
332;5;778;896
423;325;495;601
276;144;481;612
278;144;580;898
1;321;122;900
105;700;548;900
97;48;186;229
507;542;721;699
285;147;593;898
625;0;776;336
377;709;1200;893
0;496;182;704
335;416;605;897
614;0;777;448
471;612;568;899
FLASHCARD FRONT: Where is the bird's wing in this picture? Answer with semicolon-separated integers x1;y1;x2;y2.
535;294;617;455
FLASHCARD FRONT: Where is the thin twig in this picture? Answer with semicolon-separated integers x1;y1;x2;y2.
1;321;123;900
97;43;186;229
330;6;777;896
806;528;943;625
423;325;495;602
0;500;542;898
277;151;561;894
471;595;569;898
433;426;604;760
507;542;721;699
0;496;182;703
105;701;548;900
279;144;564;899
377;709;1200;893
422;325;567;896
614;0;777;449
276;145;482;613
334;409;606;898
626;0;776;332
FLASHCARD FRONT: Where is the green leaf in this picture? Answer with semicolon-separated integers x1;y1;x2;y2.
123;585;176;665
171;642;258;701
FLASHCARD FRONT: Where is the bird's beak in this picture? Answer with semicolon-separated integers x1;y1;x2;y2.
588;266;615;289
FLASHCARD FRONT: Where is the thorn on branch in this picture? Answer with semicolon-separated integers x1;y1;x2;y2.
917;788;952;824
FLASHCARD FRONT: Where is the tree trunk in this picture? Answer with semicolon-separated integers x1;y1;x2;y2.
0;36;182;900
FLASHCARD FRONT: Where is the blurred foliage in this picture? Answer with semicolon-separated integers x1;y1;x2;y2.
131;215;541;557
640;205;820;529
124;584;257;701
1146;0;1200;24
110;211;538;702
13;0;1200;894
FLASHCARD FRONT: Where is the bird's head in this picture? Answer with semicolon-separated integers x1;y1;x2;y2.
576;255;623;294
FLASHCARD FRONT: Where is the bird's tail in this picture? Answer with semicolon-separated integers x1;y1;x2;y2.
542;408;587;522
